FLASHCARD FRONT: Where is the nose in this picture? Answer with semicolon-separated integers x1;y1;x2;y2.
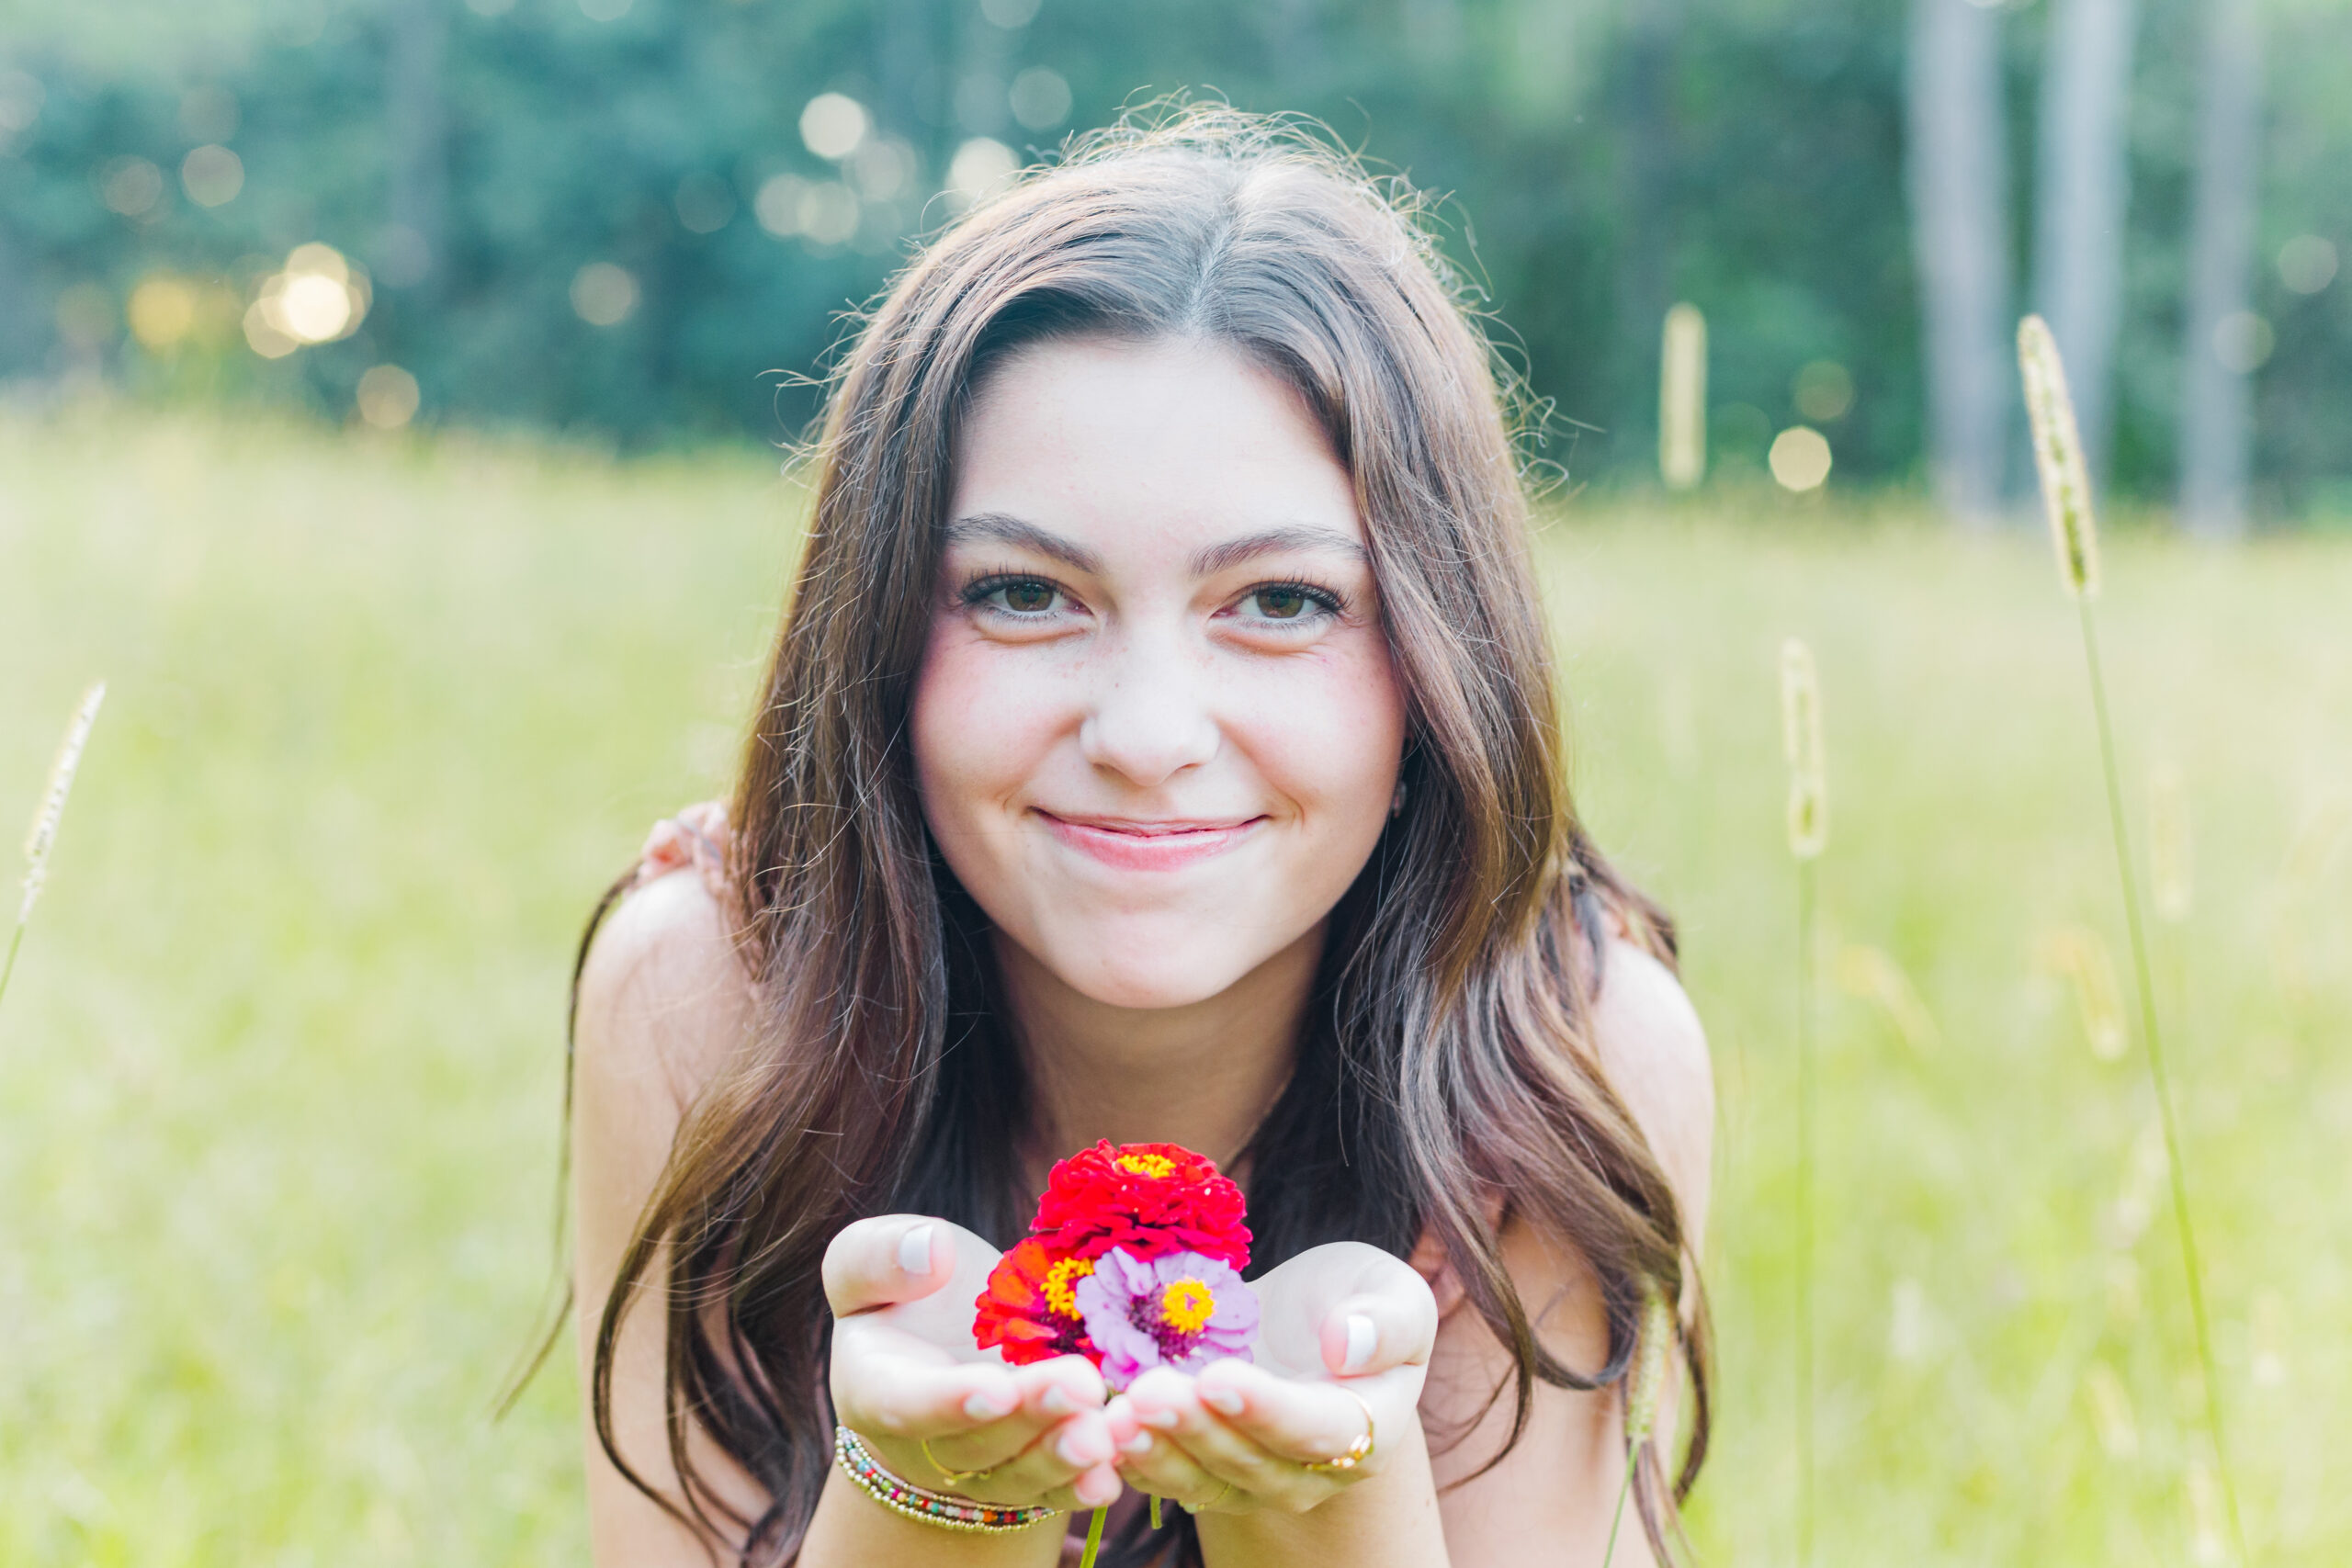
1077;633;1221;789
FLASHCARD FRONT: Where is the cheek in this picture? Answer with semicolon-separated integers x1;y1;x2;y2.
910;626;1069;864
1232;636;1409;831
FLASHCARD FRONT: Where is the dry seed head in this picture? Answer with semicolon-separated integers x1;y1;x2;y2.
2149;764;2193;923
1659;303;1707;491
19;682;107;925
1779;637;1827;860
2041;926;2127;1062
1626;1285;1674;1444
2018;315;2100;599
1834;943;1943;1056
2186;1450;2226;1565
2081;1362;2140;1461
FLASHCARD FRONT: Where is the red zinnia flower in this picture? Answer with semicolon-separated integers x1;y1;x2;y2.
972;1236;1096;1365
1031;1141;1251;1270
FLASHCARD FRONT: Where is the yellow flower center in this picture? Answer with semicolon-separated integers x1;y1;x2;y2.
1159;1279;1216;1334
1044;1256;1093;1318
1115;1152;1175;1179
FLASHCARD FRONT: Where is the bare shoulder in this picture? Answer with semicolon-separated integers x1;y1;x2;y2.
1589;938;1713;1246
574;863;759;1117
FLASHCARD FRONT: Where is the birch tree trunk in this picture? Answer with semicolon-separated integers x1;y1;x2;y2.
2177;0;2266;537
386;0;447;295
2031;0;2139;479
1905;0;2012;525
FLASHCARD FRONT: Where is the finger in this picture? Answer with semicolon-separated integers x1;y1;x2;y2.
959;1410;1124;1511
1317;1288;1436;1379
1193;1358;1395;1470
1123;1368;1297;1500
1113;1422;1235;1512
921;1355;1108;1475
823;1215;955;1317
830;1327;1022;1438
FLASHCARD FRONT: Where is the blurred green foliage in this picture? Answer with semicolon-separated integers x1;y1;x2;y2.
3;412;2348;1561
0;0;2347;504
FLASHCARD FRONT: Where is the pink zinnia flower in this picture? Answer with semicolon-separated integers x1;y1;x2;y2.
1073;1247;1259;1392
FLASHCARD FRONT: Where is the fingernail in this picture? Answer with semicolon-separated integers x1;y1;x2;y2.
1057;1431;1100;1467
1120;1431;1155;1456
1040;1386;1076;1416
964;1388;1015;1419
897;1224;934;1276
1202;1385;1245;1416
1341;1313;1377;1374
1077;1470;1120;1507
1140;1407;1181;1430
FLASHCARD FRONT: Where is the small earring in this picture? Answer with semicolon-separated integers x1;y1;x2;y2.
1390;781;1408;818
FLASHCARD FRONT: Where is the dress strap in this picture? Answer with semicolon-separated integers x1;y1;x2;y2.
629;798;731;899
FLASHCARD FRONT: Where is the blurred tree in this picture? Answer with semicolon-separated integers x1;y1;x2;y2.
2176;0;2264;537
0;0;2345;516
1905;0;2011;523
2031;0;2140;481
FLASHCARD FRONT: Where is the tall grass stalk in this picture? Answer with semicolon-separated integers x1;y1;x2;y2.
1600;1288;1675;1568
1779;637;1826;1567
2;681;106;1014
2019;314;2245;1563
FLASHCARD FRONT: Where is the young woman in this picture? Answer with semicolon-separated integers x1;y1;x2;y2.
568;110;1713;1568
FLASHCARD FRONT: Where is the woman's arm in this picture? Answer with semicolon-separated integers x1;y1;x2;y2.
1423;937;1715;1567
572;865;774;1562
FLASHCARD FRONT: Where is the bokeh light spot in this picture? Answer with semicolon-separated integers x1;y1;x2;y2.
1770;426;1834;491
673;171;737;234
182;144;245;208
2278;235;2337;296
2212;311;2273;373
947;138;1019;210
571;262;639;327
1010;67;1072;131
102;157;165;217
799;94;869;162
754;173;808;236
129;276;198;349
1792;360;1854;423
357;365;422;429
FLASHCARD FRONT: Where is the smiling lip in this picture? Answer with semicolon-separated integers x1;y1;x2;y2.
1035;811;1265;871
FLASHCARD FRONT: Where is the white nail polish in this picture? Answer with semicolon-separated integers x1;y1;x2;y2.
1056;1432;1093;1467
964;1389;1013;1419
898;1224;934;1276
1121;1432;1155;1456
1341;1314;1376;1374
1203;1386;1244;1416
1040;1386;1076;1416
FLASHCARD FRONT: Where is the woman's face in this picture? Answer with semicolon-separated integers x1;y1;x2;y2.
911;335;1408;1011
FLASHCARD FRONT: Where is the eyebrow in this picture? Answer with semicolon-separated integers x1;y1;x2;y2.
1187;525;1371;578
942;513;1370;579
941;513;1106;576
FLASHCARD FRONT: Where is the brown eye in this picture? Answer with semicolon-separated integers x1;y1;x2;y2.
1251;588;1307;619
999;581;1056;614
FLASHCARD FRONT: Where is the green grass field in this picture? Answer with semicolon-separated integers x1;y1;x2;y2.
3;410;2346;1566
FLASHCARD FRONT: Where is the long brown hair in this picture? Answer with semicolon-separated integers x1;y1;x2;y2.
582;107;1709;1565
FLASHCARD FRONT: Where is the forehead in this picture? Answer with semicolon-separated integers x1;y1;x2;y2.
949;335;1363;555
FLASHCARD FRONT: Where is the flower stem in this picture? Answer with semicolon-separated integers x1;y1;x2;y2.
1795;856;1816;1568
2077;601;2245;1564
1077;1504;1108;1568
1149;1495;1162;1531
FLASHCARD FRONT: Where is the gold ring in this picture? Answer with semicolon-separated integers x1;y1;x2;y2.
1301;1386;1376;1475
922;1438;997;1490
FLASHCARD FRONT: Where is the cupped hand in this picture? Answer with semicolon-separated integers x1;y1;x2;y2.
824;1215;1122;1512
1102;1240;1438;1516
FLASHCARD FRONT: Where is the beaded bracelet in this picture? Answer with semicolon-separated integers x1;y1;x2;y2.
833;1427;1061;1534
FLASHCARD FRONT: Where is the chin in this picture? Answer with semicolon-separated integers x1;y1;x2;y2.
1036;923;1262;1011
